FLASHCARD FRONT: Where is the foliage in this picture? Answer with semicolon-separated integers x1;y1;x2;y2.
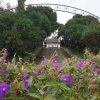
0;2;58;56
0;48;100;99
59;14;100;53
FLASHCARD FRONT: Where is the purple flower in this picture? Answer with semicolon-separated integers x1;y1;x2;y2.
23;73;29;89
41;68;45;74
53;61;61;71
92;66;97;72
0;67;9;77
0;83;10;99
92;66;100;73
53;60;58;64
64;74;73;85
2;52;7;60
53;65;59;71
53;60;61;66
59;73;72;85
34;71;40;76
3;67;9;74
59;74;64;80
0;90;5;99
3;68;9;75
76;60;84;68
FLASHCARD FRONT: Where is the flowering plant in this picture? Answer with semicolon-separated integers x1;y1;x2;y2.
0;48;99;99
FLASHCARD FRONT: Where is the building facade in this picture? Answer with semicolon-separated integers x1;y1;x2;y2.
43;37;60;48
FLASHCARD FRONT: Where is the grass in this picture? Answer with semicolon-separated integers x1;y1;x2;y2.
61;47;84;59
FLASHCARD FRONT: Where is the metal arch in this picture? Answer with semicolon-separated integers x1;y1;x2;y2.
25;3;100;21
0;3;100;21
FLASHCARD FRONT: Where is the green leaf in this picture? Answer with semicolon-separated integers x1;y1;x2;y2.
51;88;59;97
28;93;41;99
80;86;89;97
43;81;70;91
43;81;59;88
58;83;70;91
96;77;100;83
4;97;14;100
58;66;65;72
28;84;38;93
28;76;33;86
37;75;47;80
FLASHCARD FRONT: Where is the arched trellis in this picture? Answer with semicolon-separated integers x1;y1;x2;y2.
0;3;100;21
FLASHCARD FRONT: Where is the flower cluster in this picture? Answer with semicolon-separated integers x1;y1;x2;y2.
76;60;84;68
53;65;59;71
53;60;61;71
0;48;99;99
0;83;10;99
23;73;29;89
59;73;73;85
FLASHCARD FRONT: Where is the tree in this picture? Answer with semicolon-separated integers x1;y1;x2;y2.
59;14;100;53
0;3;58;56
17;0;26;13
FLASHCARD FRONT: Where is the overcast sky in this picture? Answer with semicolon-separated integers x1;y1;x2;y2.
1;0;100;24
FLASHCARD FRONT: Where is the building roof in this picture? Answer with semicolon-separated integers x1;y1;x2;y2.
44;37;60;43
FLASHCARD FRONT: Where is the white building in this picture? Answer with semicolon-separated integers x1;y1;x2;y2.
43;37;60;48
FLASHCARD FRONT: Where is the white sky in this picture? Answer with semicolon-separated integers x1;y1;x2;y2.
1;0;100;24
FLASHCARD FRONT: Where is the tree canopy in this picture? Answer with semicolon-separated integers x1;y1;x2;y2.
0;1;58;56
59;14;100;53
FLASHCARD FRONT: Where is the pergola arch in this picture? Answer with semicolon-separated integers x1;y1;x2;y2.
0;3;100;21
